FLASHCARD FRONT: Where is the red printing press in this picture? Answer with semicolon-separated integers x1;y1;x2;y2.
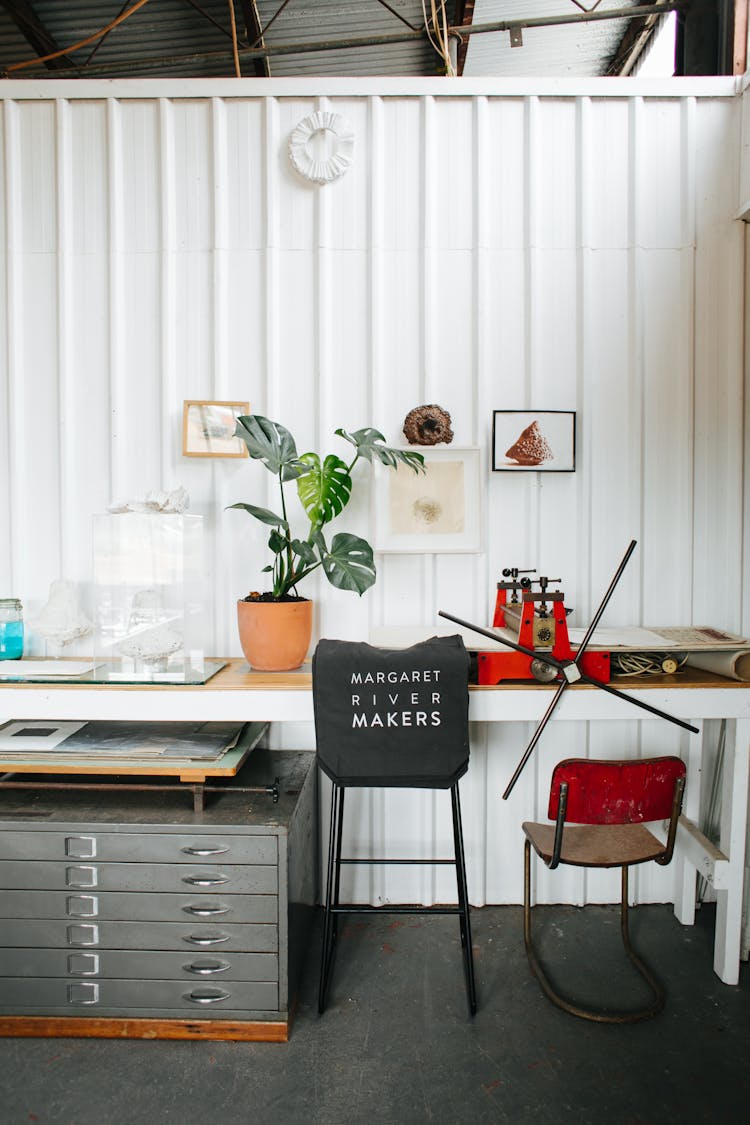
477;568;610;686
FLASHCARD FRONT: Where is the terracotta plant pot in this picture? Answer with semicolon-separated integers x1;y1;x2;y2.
237;597;313;672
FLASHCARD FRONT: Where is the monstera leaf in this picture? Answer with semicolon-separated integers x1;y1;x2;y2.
336;427;425;472
296;453;352;528
321;533;376;595
235;415;312;482
225;502;287;529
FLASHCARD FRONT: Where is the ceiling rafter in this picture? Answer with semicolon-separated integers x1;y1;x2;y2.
0;0;77;70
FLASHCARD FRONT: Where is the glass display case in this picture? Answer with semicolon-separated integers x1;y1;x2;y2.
92;513;207;682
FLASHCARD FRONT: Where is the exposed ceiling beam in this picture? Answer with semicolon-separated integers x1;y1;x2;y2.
237;0;271;76
734;0;748;74
605;0;670;76
0;0;77;70
453;0;476;76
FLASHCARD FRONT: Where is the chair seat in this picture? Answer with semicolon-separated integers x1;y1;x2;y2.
522;820;667;868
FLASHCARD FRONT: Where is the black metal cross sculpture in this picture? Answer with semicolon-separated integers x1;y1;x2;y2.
438;540;699;799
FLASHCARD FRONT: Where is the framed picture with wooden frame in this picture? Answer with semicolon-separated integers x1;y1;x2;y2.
182;400;249;458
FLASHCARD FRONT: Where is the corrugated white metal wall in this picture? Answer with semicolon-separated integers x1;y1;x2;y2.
0;77;744;908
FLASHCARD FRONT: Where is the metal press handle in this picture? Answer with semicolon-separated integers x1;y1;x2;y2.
181;875;230;886
181;846;230;857
184;989;231;1005
182;904;231;917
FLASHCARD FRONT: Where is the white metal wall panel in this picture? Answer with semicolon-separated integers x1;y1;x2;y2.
0;77;744;910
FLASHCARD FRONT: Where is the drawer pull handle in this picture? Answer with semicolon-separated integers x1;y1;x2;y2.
184;961;230;975
181;846;230;857
184;989;231;1005
184;934;230;946
183;904;230;917
182;875;229;886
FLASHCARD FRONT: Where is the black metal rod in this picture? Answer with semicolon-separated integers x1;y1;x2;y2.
575;673;699;733
502;680;569;799
438;608;544;664
575;539;637;657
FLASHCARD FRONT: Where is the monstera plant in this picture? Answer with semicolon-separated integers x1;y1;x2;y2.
228;415;424;670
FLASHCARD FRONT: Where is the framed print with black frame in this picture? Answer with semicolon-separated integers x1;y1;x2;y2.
492;411;576;472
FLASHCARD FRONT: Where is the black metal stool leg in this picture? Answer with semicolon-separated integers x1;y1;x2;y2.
451;783;477;1016
319;783;345;1014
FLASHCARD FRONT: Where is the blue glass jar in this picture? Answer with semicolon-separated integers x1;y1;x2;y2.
0;598;24;660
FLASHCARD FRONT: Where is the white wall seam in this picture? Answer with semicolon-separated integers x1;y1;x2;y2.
55;98;72;580
264;96;279;419
368;93;386;907
683;97;697;635
524;95;541;566
368;94;384;636
106;98;123;502
3;99;21;593
575;93;593;899
158;98;176;487
315;94;330;458
210;96;230;659
472;93;490;905
629;96;646;624
576;95;593;660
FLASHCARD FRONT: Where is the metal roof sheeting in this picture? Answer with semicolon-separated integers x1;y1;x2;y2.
463;0;646;77
0;1;658;80
0;1;451;79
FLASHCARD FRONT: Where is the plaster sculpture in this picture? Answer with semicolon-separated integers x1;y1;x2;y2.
28;580;92;646
117;588;182;666
288;111;354;184
107;486;189;514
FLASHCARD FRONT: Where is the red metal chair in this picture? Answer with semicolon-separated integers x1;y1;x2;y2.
522;756;686;1023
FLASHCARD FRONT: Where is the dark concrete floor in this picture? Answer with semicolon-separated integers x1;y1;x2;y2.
1;903;748;1125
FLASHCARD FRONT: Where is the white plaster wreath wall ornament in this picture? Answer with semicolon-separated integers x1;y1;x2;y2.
288;111;354;185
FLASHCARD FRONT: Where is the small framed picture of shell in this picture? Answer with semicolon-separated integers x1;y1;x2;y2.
492;411;576;472
373;447;482;553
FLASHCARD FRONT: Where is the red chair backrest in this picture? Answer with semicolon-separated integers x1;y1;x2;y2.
547;757;686;825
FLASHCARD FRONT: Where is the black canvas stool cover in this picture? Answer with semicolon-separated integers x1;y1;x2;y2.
313;634;470;788
313;634;476;1015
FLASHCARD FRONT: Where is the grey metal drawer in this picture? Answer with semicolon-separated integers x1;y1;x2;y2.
0;948;278;982
0;861;278;894
0;919;278;952
0;977;278;1012
0;891;277;924
0;831;277;865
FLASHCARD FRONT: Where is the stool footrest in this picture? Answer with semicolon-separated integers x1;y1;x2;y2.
330;904;462;915
339;857;456;865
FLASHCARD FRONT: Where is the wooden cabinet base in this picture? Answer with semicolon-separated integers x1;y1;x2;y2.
0;1015;290;1041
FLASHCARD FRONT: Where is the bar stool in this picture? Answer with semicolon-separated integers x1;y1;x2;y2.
312;634;476;1016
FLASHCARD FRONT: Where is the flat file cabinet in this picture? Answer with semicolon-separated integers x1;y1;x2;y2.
0;749;317;1041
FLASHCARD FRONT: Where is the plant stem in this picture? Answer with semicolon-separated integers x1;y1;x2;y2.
278;468;295;593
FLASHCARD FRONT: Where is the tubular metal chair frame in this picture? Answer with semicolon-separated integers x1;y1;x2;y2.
523;757;686;1024
318;780;477;1017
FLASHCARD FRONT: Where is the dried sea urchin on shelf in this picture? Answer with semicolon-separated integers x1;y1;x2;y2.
402;404;454;446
